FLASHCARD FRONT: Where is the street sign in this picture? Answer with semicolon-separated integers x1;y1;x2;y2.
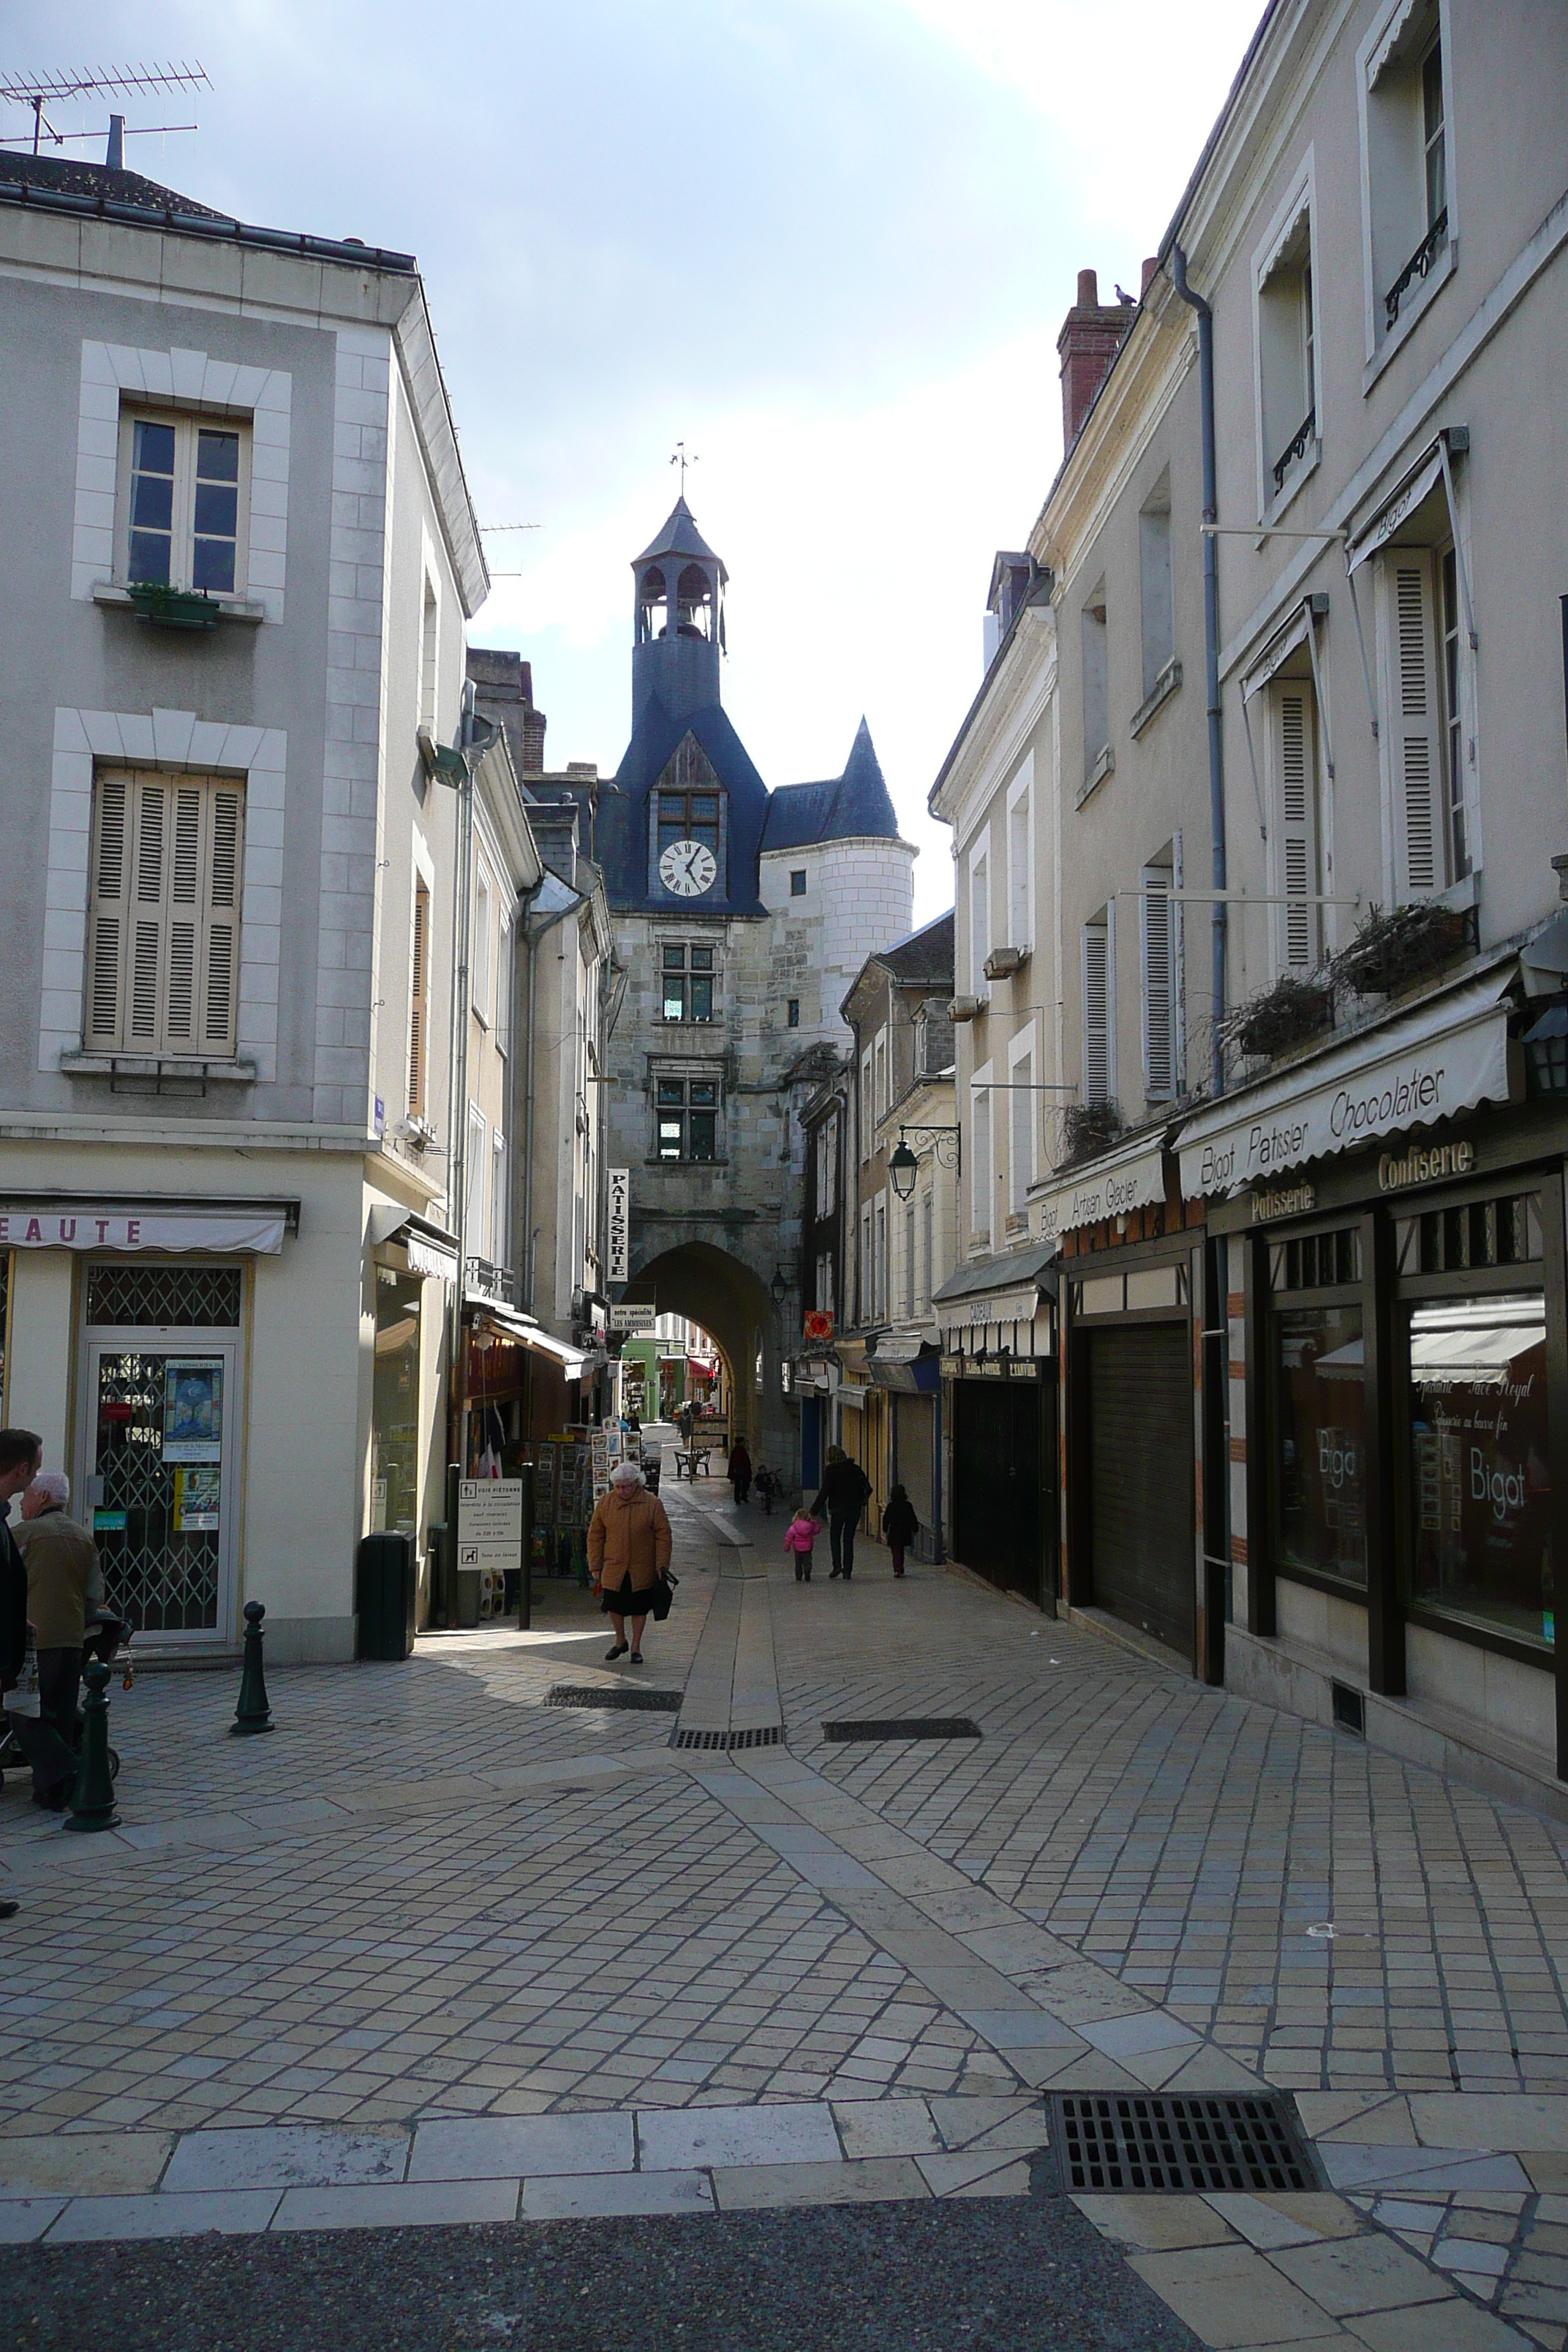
803;1308;834;1341
610;1304;656;1333
457;1477;524;1572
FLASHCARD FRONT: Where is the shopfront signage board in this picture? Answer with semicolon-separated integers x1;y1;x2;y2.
609;1304;656;1334
0;1207;285;1253
607;1170;630;1283
1040;1143;1167;1238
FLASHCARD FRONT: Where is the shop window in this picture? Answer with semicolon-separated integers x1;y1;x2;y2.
372;1263;423;1538
118;410;250;596
1405;1292;1551;1648
86;769;244;1056
1395;1194;1542;1277
1270;1226;1364;1290
1272;1303;1368;1590
655;1076;718;1161
661;942;715;1022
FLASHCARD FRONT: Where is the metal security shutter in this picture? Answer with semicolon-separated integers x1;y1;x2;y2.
1087;1324;1194;1656
898;1395;935;1550
953;1381;1044;1603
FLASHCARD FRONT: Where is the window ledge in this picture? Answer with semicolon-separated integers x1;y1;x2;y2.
91;581;265;627
1076;744;1115;810
646;1157;729;1169
1363;238;1456;394
59;1050;257;1083
1130;658;1183;740
1261;442;1322;531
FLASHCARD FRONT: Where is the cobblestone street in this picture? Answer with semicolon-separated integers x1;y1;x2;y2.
3;1477;1568;2350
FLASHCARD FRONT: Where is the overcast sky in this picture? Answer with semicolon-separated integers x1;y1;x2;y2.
10;0;1260;919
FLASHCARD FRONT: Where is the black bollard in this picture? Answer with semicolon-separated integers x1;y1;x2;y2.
230;1600;274;1736
66;1660;120;1832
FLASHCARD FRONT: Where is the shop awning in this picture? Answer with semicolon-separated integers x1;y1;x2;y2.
1039;1132;1170;1238
932;1240;1058;1331
464;1300;590;1381
366;1205;459;1282
0;1199;294;1253
1346;441;1446;573
1178;966;1516;1199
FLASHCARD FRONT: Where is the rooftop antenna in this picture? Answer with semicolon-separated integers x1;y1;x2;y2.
670;442;698;496
0;63;210;156
479;522;541;578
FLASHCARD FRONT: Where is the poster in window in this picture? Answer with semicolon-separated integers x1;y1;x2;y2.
173;1466;221;1532
163;1360;224;1463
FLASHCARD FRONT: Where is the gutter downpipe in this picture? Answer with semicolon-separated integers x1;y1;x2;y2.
519;874;546;1313
1170;244;1227;1097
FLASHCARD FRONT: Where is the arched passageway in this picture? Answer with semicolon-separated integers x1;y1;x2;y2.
620;1240;791;1467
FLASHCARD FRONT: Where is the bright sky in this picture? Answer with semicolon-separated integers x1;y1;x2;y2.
9;0;1261;919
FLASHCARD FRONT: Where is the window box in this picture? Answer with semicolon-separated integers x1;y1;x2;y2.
1330;902;1473;998
983;946;1029;981
1060;1100;1123;1166
1224;976;1334;1062
124;582;222;632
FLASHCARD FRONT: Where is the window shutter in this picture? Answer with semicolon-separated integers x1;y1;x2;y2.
201;786;242;1051
1390;555;1442;897
408;882;429;1117
1082;920;1110;1104
1277;687;1319;969
86;773;130;1045
1140;872;1175;1098
162;784;203;1045
129;776;168;1044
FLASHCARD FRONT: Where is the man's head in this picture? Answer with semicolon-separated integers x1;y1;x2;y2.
611;1460;646;1499
0;1429;42;1504
21;1471;69;1520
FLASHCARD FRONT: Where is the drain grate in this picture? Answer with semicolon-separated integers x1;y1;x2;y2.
671;1725;783;1750
1051;2094;1318;2194
546;1686;683;1712
821;1718;981;1743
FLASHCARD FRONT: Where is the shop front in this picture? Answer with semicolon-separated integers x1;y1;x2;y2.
869;1334;943;1561
1179;960;1568;1798
934;1244;1057;1607
1047;1134;1206;1666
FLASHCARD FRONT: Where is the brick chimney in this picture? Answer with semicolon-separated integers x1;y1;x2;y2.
1058;267;1135;449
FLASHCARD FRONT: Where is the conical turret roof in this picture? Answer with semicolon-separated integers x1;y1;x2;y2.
633;496;728;581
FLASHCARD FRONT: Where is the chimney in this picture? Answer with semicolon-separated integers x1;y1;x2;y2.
1057;266;1135;449
105;115;124;170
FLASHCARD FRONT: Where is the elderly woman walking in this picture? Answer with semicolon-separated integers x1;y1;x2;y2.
588;1457;673;1664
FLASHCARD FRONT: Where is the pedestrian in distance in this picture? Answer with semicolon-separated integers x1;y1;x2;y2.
882;1484;919;1579
727;1436;753;1507
0;1428;42;1915
783;1507;820;1583
811;1446;873;1581
588;1458;672;1665
11;1471;96;1812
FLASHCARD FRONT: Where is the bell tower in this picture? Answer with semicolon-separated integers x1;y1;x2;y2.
632;497;727;728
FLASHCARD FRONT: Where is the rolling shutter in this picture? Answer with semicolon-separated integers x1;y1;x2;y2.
1087;1323;1194;1656
1390;555;1442;898
1277;686;1319;970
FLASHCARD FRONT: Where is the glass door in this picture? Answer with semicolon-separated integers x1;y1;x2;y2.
83;1336;239;1638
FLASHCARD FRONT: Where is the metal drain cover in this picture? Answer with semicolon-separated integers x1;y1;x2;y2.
821;1718;981;1742
546;1686;683;1712
671;1725;783;1750
1051;2094;1318;2194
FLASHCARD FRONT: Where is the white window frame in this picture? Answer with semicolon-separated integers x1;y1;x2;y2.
115;407;253;600
859;1052;874;1162
1251;154;1322;522
968;836;991;992
466;1104;488;1256
874;1026;889;1120
859;1203;873;1322
1007;1025;1037;1214
969;1059;995;1248
1006;758;1033;951
491;1128;508;1267
1081;590;1109;780
1357;0;1456;370
408;870;432;1121
419;573;440;735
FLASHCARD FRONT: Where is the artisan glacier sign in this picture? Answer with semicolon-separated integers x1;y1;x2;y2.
1041;1141;1168;1237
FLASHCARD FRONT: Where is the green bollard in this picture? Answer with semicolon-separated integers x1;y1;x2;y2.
230;1600;274;1736
66;1660;120;1832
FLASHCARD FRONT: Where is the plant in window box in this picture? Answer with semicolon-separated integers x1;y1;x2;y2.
1060;1099;1123;1166
1331;902;1473;998
125;581;221;631
1222;974;1333;1062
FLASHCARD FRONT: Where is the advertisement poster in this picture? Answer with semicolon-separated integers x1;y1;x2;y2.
173;1466;221;1532
164;1360;223;1463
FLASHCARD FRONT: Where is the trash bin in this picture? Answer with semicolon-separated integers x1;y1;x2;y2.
355;1531;415;1660
454;1566;482;1629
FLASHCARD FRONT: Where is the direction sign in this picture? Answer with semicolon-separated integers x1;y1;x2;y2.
610;1304;657;1333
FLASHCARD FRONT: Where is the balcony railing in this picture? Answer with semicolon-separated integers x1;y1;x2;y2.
465;1256;519;1305
1272;406;1316;493
1384;208;1448;327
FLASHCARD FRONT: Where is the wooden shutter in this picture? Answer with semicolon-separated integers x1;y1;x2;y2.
128;775;168;1044
408;881;429;1117
86;772;130;1044
202;786;242;1051
1390;554;1442;897
163;783;203;1045
1276;686;1319;970
1140;871;1175;1098
1083;918;1111;1104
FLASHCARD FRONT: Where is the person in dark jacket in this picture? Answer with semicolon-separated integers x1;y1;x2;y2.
0;1428;43;1918
810;1447;872;1580
727;1439;753;1507
881;1485;919;1578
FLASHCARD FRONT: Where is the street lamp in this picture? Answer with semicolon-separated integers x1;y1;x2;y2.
769;1265;788;1306
888;1125;961;1202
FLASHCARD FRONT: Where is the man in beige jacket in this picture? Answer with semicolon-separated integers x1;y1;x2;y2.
11;1471;97;1811
587;1459;671;1665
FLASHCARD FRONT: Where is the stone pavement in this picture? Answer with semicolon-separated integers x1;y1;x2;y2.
1;1475;1567;2350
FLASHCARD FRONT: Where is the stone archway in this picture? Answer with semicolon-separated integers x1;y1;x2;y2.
621;1240;791;1467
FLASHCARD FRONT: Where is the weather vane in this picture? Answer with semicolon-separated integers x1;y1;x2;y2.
670;442;698;494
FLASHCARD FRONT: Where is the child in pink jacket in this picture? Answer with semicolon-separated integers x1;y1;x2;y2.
783;1508;820;1583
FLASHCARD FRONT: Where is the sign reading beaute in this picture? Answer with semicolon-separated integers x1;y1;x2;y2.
0;1209;286;1254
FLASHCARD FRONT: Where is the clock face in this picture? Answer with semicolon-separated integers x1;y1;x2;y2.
659;839;717;897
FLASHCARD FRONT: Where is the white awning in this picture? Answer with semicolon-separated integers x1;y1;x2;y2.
1241;601;1313;700
1179;968;1515;1199
469;1301;589;1380
1041;1134;1169;1237
0;1204;287;1254
367;1205;460;1282
943;1285;1042;1330
1347;442;1446;573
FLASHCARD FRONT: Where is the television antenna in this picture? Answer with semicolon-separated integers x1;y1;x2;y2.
0;63;210;156
479;522;540;579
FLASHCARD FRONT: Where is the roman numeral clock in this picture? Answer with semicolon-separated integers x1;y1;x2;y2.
658;840;717;897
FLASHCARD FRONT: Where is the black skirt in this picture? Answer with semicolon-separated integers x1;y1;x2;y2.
599;1575;655;1616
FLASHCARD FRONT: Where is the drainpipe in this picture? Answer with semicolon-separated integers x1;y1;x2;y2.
1170;244;1227;1097
519;873;545;1311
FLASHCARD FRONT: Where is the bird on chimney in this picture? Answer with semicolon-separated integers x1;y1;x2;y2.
1115;284;1138;306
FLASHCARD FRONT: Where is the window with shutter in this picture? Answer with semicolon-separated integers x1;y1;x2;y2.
1141;867;1176;1099
1388;554;1443;898
1010;1052;1035;1208
1082;913;1112;1104
85;769;245;1055
408;880;430;1119
1271;684;1321;970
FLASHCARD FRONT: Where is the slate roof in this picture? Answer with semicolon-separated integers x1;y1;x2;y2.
878;909;955;986
634;497;728;581
0;151;233;220
760;719;900;851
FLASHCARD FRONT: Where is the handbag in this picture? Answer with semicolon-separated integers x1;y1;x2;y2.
649;1567;679;1622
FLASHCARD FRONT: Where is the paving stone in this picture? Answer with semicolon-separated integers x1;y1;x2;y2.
712;2156;928;2210
638;2100;840;2171
1074;2193;1236;2253
271;2179;520;2231
45;2190;283;2241
829;2097;941;2157
1205;2193;1362;2250
1128;2243;1341;2346
409;2111;631;2181
161;2125;408;2193
1269;2231;1452;2315
519;2168;715;2219
0;2199;66;2242
0;2132;175;2195
1345;2303;1534;2349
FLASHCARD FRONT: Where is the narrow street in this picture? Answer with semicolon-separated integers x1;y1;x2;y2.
0;1476;1564;2350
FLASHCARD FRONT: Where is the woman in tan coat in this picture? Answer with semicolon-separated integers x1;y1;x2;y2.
588;1458;673;1663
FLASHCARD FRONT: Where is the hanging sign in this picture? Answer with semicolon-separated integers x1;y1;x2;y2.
609;1304;656;1333
607;1169;630;1283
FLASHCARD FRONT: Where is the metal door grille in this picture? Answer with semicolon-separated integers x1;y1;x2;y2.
546;1686;682;1712
86;1262;243;1328
94;1350;220;1632
823;1718;981;1742
671;1725;783;1750
1052;2095;1317;2193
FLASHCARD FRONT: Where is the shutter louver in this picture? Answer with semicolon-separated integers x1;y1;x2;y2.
129;778;167;1043
1141;872;1174;1099
165;786;203;1043
1392;557;1441;897
1083;920;1110;1104
408;881;429;1118
86;774;129;1044
202;788;243;1050
1277;687;1318;970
